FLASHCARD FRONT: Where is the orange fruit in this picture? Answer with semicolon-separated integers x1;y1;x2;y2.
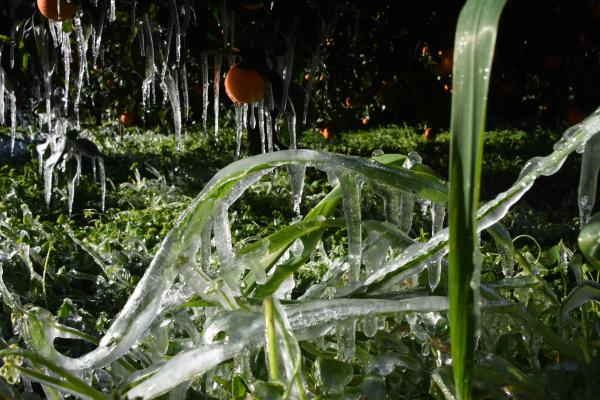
425;128;436;140
194;82;203;95
120;111;134;125
244;3;264;10
501;78;517;93
321;125;336;140
38;0;76;21
568;107;587;126
543;52;563;68
434;63;449;77
225;64;266;103
422;46;429;54
106;78;115;88
363;118;369;125
441;49;454;74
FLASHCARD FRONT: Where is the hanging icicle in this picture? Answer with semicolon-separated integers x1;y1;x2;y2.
108;0;116;22
92;1;107;67
61;30;72;114
214;55;222;140
164;70;182;151
73;16;89;129
281;18;299;112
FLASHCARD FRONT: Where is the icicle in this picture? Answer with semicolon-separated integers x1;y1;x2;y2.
287;165;306;215
431;201;445;236
91;157;97;182
9;91;16;156
61;30;71;114
34;24;54;133
234;102;243;158
108;0;116;22
281;19;299;112
164;71;182;151
131;0;136;37
266;108;273;153
48;20;63;48
383;190;401;227
339;172;363;282
303;49;319;125
213;55;222;140
400;193;415;233
337;318;357;361
249;102;256;129
428;248;449;291
257;99;265;153
0;68;4;126
202;56;209;134
328;172;339;186
137;20;145;56
243;103;249;135
578;133;600;227
179;65;189;121
98;157;106;212
218;0;229;47
141;14;157;111
73;17;89;129
92;2;106;66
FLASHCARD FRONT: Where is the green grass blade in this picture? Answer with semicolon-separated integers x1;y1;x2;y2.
448;1;508;398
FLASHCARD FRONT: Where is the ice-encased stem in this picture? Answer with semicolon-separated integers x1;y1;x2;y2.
214;56;221;140
339;172;363;282
578;132;600;227
200;219;212;274
202;56;209;134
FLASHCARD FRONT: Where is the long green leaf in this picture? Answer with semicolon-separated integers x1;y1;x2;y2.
448;1;508;399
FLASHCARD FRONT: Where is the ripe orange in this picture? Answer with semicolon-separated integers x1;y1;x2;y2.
568;107;587;126
120;111;134;125
38;0;76;21
434;63;449;78
362;118;369;125
543;52;563;68
244;3;264;10
225;64;266;103
425;128;436;140
320;125;336;140
194;82;203;95
441;49;454;74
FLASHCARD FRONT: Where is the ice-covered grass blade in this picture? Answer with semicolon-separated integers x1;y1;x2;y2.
448;1;508;398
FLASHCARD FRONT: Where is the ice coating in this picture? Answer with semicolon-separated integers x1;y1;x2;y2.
578;132;600;227
180;65;189;121
400;193;415;233
109;0;116;21
339;172;364;282
249;102;256;129
168;0;182;65
337;318;357;361
34;24;54;133
61;30;71;114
